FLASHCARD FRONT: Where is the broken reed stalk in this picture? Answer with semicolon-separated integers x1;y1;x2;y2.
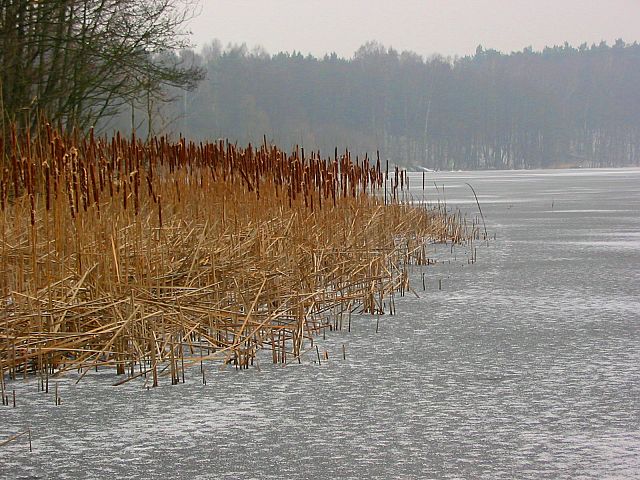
0;429;32;452
465;182;488;240
0;123;472;385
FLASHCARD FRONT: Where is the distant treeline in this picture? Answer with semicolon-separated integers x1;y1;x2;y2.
110;39;640;169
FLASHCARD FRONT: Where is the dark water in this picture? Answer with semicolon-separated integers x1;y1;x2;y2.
2;168;640;479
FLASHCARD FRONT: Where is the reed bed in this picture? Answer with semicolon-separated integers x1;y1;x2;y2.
0;125;471;387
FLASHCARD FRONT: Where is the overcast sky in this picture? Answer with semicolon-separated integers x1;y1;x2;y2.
186;0;639;58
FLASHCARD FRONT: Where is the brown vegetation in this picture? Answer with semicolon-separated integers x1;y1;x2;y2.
0;125;469;389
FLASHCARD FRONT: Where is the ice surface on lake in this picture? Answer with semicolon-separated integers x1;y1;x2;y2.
2;168;640;479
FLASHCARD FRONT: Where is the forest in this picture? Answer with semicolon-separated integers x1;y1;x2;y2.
114;39;640;170
2;2;638;170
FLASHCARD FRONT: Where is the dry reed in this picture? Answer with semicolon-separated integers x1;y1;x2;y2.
0;124;471;385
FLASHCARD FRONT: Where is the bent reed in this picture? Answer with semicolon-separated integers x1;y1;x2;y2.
0;125;470;387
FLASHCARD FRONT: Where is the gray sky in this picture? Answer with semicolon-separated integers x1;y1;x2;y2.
187;0;639;58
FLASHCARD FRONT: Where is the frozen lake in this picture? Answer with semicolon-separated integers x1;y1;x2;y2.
2;168;640;479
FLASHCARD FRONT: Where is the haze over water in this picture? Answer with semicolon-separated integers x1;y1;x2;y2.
2;168;639;479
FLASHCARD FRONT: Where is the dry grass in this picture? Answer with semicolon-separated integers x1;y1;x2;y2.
0;125;469;387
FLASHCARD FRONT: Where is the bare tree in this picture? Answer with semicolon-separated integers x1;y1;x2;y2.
0;0;204;134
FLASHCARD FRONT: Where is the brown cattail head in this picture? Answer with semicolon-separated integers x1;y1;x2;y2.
29;193;35;226
0;180;5;211
44;161;50;211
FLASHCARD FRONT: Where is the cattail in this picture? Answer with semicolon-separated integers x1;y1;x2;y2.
147;175;156;203
0;180;5;211
67;178;75;219
122;174;127;211
29;194;35;226
158;195;162;228
0;121;472;382
89;163;99;207
81;167;89;212
73;170;80;214
43;161;50;211
11;154;19;197
132;171;139;215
